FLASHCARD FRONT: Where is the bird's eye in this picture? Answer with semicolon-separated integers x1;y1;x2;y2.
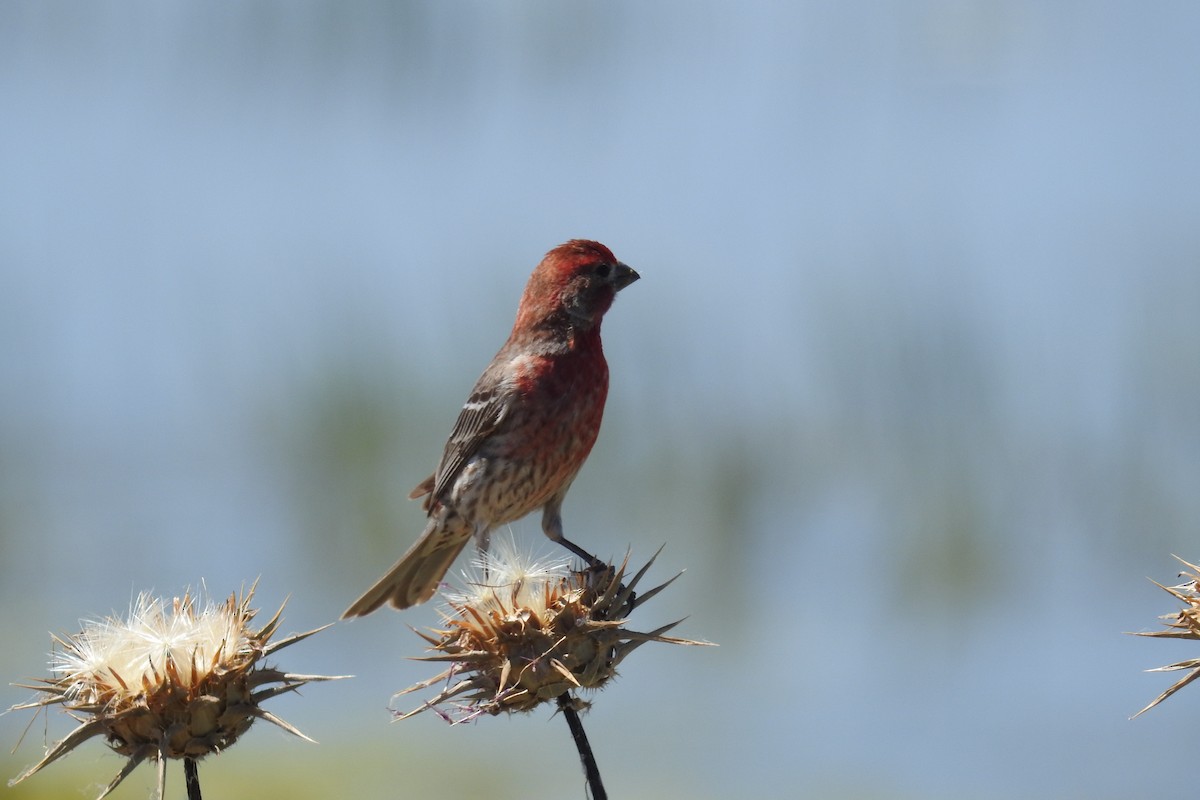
592;263;612;278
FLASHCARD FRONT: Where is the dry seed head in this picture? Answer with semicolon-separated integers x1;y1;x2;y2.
8;583;345;799
395;545;712;722
1131;556;1200;717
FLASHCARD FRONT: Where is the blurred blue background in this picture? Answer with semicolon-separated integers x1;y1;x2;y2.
3;2;1199;798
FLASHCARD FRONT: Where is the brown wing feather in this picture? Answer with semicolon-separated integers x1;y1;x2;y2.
408;474;435;501
411;380;509;511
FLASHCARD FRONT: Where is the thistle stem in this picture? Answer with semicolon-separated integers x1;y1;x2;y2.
184;757;202;800
558;693;606;800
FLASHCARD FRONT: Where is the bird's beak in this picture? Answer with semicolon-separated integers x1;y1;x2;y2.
612;262;640;292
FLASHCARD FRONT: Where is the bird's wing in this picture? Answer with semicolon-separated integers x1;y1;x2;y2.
412;379;511;510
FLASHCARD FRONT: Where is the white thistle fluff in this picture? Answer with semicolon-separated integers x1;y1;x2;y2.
444;534;573;614
52;591;252;703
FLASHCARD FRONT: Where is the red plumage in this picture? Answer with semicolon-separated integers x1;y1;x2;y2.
343;240;639;616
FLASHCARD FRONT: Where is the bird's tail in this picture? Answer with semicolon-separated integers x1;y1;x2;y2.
342;516;473;618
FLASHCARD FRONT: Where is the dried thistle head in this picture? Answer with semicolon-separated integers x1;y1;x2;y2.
395;543;712;723
8;582;345;798
1131;556;1200;717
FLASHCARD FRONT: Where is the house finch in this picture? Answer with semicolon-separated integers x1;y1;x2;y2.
343;240;639;617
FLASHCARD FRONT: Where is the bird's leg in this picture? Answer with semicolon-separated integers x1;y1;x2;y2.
556;535;604;569
542;500;601;568
474;525;492;577
542;503;636;609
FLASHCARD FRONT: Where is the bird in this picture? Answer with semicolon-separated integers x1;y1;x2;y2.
343;240;639;617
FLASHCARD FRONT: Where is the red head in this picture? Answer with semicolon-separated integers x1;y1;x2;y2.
514;240;639;334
